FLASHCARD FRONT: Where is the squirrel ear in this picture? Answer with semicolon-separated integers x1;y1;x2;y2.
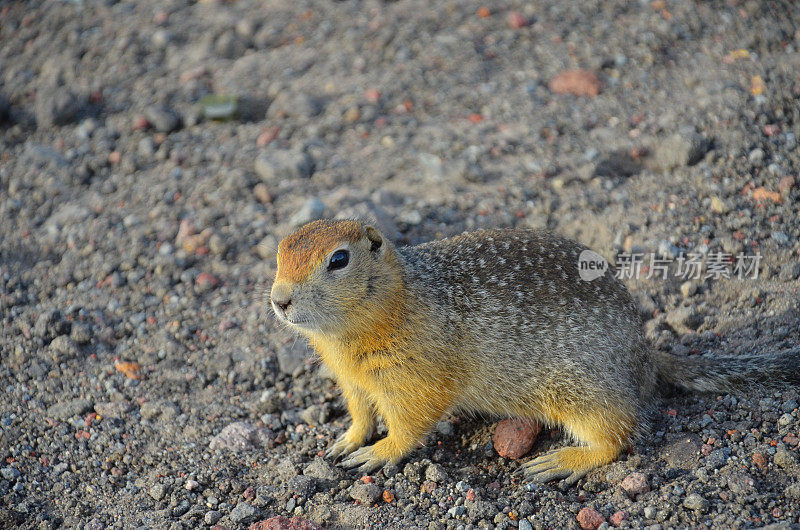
364;226;383;253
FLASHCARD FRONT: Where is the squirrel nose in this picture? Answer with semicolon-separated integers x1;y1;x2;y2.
272;297;291;312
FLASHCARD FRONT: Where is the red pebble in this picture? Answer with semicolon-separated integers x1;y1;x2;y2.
493;418;541;459
132;115;149;131
610;510;628;526
620;472;650;499
364;89;380;102
153;11;169;24
576;507;606;530
507;11;528;28
257;126;280;147
196;273;219;289
549;69;601;97
243;485;255;501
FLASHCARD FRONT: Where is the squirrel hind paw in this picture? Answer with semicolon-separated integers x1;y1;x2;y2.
522;446;611;487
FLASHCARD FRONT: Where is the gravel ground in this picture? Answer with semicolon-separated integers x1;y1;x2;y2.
2;0;800;528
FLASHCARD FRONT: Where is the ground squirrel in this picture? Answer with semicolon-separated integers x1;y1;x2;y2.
270;219;800;486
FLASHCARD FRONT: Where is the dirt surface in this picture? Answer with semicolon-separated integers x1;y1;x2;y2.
2;0;800;528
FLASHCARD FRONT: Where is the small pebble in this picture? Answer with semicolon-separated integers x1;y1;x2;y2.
493;419;541;459
576;506;606;530
620;472;650;499
550;69;601;97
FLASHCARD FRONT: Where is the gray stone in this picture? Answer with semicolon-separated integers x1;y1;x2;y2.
782;400;799;413
0;467;20;481
150;29;173;48
419;153;444;180
518;520;533;530
254;150;315;184
208;421;272;452
287;475;317;497
653;133;710;170
425;463;448;483
289;197;325;227
48;398;93;421
35;88;82;128
229;502;258;525
774;446;798;469
204;510;222;525
144;106;181;133
748;148;764;163
277;340;309;375
350;482;381;505
214;30;247;59
658;240;681;260
666;306;703;334
303;458;341;481
682;493;709;512
705;448;729;469
94;401;132;418
786;483;800;499
70;323;92;345
300;404;328;425
680;281;697;298
726;472;755;494
49;335;79;361
772;231;789;245
436;420;454;436
400;210;423;226
149;482;168;501
138;138;156;158
447;505;466;518
276;458;299;481
83;518;104;530
140;401;178;421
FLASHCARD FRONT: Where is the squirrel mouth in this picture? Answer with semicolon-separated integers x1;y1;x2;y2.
278;313;310;328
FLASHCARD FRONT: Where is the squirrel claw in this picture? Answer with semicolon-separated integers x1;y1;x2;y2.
523;450;587;486
325;432;365;460
339;445;388;473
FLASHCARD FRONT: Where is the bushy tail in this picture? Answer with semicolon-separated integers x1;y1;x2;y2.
655;348;800;393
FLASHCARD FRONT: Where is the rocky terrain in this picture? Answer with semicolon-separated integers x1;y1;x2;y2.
1;0;799;528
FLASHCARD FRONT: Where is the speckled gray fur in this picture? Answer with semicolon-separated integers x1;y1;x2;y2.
396;228;800;435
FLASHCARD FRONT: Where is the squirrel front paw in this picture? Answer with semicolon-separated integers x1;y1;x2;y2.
338;438;401;474
325;424;374;460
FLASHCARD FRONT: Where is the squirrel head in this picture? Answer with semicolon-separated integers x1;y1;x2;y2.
270;219;400;336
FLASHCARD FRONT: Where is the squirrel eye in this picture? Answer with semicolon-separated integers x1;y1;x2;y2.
328;249;349;271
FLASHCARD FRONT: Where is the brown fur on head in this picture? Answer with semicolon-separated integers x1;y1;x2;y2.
270;220;400;336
